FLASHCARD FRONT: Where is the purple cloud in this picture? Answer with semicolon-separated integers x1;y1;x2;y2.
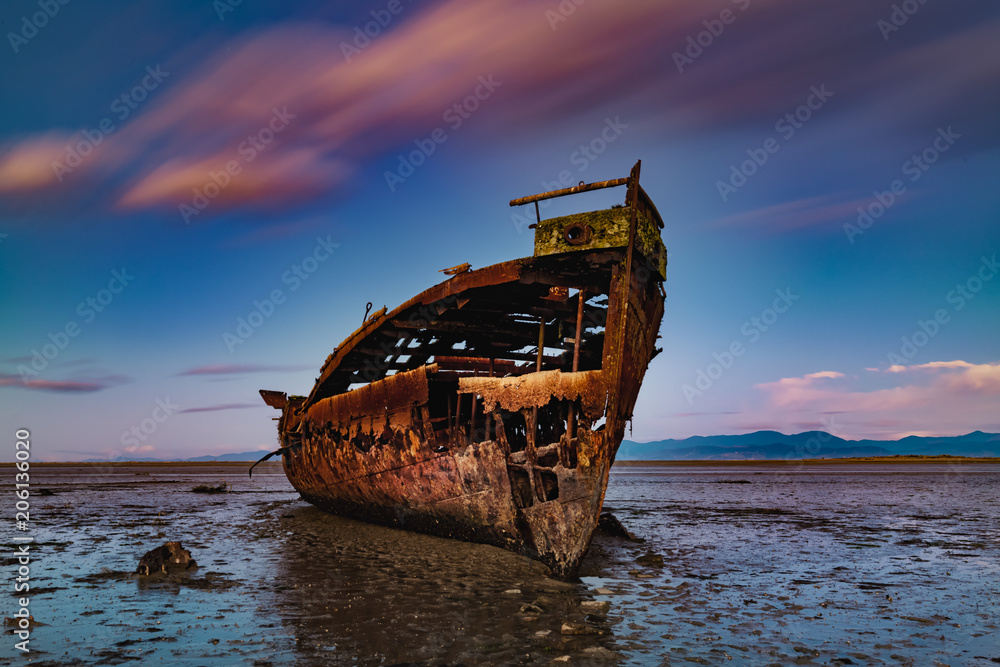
178;364;311;376
0;373;128;393
179;403;260;413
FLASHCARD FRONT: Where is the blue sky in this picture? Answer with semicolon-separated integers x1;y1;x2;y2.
1;0;998;461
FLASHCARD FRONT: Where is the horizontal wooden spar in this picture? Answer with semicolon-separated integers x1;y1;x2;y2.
509;177;629;207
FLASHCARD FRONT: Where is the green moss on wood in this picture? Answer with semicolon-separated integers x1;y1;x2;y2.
533;207;666;278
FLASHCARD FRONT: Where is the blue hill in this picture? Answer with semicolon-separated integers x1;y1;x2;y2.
617;431;1000;460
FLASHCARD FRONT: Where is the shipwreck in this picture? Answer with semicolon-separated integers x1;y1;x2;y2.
260;160;666;578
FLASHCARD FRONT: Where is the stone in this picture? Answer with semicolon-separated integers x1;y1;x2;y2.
136;541;196;576
636;552;664;567
560;621;605;635
580;600;610;616
583;646;621;660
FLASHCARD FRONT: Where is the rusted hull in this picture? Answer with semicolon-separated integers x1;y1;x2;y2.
282;370;622;577
262;161;666;578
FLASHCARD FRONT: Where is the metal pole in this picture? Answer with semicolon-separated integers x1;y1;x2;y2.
573;289;585;372
533;318;545;454
567;289;586;441
536;318;545;371
487;358;494;441
510;177;629;207
470;370;477;441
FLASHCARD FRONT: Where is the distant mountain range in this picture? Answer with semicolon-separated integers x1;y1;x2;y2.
617;430;1000;461
79;431;1000;463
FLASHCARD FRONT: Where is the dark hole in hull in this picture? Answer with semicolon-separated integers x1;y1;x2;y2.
566;442;578;469
535;403;566;446
352;432;373;453
536;469;559;502
501;411;528;453
536;451;560;468
507;465;533;508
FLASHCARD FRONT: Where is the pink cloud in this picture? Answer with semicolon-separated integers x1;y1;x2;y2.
2;0;997;226
178;403;259;413
805;371;845;380
179;364;311;375
754;361;1000;437
755;370;845;407
0;133;78;193
0;1;676;216
710;195;876;233
884;360;977;373
939;362;1000;394
0;373;127;392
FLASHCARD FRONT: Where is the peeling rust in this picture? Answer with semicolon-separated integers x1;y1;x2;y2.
260;160;666;579
458;370;606;420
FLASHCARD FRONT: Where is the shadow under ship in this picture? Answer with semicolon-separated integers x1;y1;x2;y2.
260;160;666;578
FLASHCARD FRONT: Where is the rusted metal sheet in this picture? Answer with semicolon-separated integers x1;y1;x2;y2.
307;364;435;429
259;390;288;409
261;160;666;579
458;370;606;421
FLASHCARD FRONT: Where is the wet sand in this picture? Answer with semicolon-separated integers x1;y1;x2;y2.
3;461;998;665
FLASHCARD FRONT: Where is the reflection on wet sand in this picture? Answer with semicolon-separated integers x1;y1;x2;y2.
4;461;998;666
256;504;617;665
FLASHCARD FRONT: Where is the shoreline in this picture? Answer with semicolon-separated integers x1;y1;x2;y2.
4;457;998;468
613;455;1000;466
0;460;285;467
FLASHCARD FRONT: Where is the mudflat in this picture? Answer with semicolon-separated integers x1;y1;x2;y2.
3;461;998;665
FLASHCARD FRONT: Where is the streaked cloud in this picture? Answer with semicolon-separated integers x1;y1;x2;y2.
178;403;260;413
709;195;874;233
884;360;977;373
0;373;128;393
672;411;742;418
178;364;311;376
0;132;77;193
2;0;996;227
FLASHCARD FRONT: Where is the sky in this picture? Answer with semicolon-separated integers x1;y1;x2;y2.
1;0;998;461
